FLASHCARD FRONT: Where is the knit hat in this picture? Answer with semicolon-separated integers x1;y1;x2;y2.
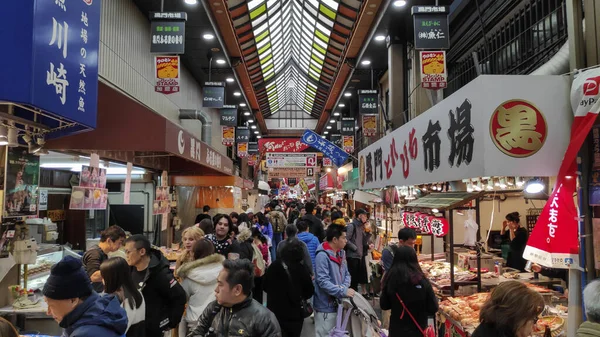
42;256;93;300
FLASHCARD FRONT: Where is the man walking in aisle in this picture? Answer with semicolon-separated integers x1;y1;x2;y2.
296;219;319;272
301;202;325;242
125;235;187;337
346;209;373;298
267;201;287;261
313;224;353;337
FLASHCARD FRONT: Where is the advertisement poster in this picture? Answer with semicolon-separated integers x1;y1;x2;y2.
153;186;170;215
222;126;235;146
343;135;355;154
420;51;447;89
362;115;377;137
80;166;107;189
323;158;332;167
155;56;180;94
70;186;108;210
248;154;257;166
39;189;48;211
237;142;248;158
5;148;39;217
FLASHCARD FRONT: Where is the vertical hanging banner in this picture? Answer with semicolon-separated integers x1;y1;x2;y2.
237;142;248;158
412;6;450;50
358;90;378;114
524;68;600;268
222;126;235;146
301;129;349;167
342;135;355;154
202;82;225;108
155;56;180;94
5;148;39;217
150;12;187;54
362;115;378;137
124;163;132;204
420;51;447;89
220;105;238;126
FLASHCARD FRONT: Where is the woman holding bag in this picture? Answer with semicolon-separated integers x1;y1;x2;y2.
380;246;438;337
264;238;314;337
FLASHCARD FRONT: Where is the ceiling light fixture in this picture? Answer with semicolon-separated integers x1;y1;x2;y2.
248;120;254;123
185;0;198;4
239;103;246;107
226;77;234;82
326;125;332;129
243;111;251;116
7;126;18;147
339;103;345;107
361;60;371;66
233;92;241;96
321;136;326;139
216;59;226;64
525;178;545;194
329;120;335;124
256;136;262;139
393;0;407;7
251;125;257;129
254;131;260;134
324;131;329;135
0;123;8;146
374;35;386;41
333;112;340;116
202;33;214;40
344;92;351;97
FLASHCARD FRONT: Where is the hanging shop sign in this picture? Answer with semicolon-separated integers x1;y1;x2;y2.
220;105;238;126
341;118;355;136
412;6;450;50
524;68;600;269
222;126;235;147
202;82;225;108
248;142;259;154
0;0;101;130
236;127;250;143
70;165;108;210
323;158;333;167
342;135;354;154
358;75;571;189
248;154;258;166
38;189;48;211
362;115;377;137
150;12;187;54
420;51;447;89
258;138;311;152
155;56;180;94
301;129;349;168
319;173;335;190
237;142;248;158
358;90;378;114
266;153;317;168
5;148;39;217
331;134;343;147
267;167;312;179
152;186;171;215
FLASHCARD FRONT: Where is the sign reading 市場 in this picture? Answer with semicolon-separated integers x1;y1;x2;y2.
358;75;572;189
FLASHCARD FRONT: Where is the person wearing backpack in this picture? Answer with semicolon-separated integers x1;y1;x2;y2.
267;202;287;261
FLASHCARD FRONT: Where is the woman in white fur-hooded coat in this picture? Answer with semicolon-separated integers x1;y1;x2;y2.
176;240;225;336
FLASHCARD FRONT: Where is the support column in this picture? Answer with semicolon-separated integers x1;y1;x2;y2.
388;40;405;130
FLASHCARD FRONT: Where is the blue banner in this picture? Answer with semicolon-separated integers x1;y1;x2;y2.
301;129;349;167
0;0;101;130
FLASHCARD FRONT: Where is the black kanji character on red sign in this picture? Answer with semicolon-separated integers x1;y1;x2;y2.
422;120;441;172
448;99;474;167
374;148;383;181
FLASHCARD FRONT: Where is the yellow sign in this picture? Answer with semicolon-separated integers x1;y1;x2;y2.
47;210;66;222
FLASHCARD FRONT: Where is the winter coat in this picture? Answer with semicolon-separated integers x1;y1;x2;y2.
187;296;281;337
276;238;313;275
298;231;320;268
133;248;187;337
380;277;438;337
267;210;288;233
60;292;127;337
471;322;517;337
122;295;145;337
82;245;108;293
313;242;351;313
256;222;274;242
176;254;225;324
578;321;600;337
264;258;314;332
346;218;371;259
302;214;325;242
505;227;528;271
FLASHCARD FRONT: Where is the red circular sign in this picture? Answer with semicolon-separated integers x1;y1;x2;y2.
489;99;548;158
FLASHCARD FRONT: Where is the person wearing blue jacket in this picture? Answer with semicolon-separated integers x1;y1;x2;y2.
313;224;354;337
43;256;128;337
296;219;320;269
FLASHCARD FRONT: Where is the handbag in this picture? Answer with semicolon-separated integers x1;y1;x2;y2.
395;293;435;337
282;261;313;318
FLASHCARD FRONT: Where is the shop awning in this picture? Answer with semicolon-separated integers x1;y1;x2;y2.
351;190;381;206
404;192;483;211
45;82;234;175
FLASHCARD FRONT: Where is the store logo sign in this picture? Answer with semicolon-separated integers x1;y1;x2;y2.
177;130;185;154
489;99;547;158
83;0;93;5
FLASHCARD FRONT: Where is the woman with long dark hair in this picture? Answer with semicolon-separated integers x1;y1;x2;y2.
253;212;273;243
100;257;145;337
380;246;438;337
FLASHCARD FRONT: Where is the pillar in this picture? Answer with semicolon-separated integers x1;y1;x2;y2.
388;39;405;130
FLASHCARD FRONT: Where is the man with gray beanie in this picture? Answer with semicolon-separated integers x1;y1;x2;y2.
43;256;127;337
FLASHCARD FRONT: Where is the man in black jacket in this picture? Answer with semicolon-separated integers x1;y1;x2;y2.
188;259;281;337
125;235;186;337
301;202;325;242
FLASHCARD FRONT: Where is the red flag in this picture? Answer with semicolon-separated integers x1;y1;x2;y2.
524;70;600;268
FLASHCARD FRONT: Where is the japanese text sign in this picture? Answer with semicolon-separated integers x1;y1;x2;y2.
343;135;354;154
358;90;378;114
266;153;317;168
420;51;447;89
150;12;187;54
412;6;450;50
258;138;311;152
155;56;180;94
331;134;343;147
362;115;377;137
358;75;571;189
236;127;250;143
267;167;312;178
1;0;101;129
341;118;355;136
323;158;333;167
203;82;225;108
301;129;349;167
222;126;234;146
248;142;259;154
220;105;238;126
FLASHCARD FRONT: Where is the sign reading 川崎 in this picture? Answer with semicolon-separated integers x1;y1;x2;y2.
358;75;572;189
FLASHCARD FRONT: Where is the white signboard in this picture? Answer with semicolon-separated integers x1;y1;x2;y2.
358;75;571;189
39;189;48;211
266;153;317;168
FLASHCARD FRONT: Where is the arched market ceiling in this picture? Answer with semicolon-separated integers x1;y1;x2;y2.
205;0;387;134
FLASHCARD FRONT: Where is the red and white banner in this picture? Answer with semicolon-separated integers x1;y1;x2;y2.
524;69;600;268
258;138;311;152
222;126;235;146
237;142;248;158
342;135;354;153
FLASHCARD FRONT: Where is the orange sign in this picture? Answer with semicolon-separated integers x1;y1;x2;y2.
343;135;354;153
420;51;447;89
155;56;180;94
237;142;248;158
222;126;234;146
362;115;377;137
489;99;548;158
